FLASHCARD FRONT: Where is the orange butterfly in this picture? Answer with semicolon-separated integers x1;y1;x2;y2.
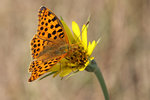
28;6;70;82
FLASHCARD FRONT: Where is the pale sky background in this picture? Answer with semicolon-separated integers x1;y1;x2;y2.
0;0;150;100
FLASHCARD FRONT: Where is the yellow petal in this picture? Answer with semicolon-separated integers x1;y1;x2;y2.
79;66;86;71
88;41;96;56
91;40;96;55
61;20;75;44
91;38;101;52
59;68;72;77
96;37;101;45
72;21;81;41
48;64;61;77
87;42;91;55
90;57;94;61
82;24;87;50
91;40;96;49
79;61;89;71
49;64;60;72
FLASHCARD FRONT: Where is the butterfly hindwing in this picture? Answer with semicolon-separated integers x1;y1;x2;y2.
28;56;63;82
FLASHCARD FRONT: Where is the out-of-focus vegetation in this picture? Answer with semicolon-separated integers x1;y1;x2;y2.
0;0;149;100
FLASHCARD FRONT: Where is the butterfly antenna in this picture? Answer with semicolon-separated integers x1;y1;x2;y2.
81;15;90;34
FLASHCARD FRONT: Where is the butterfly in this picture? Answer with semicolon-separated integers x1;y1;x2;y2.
28;6;70;82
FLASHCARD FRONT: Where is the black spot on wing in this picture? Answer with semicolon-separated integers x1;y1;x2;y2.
52;30;56;35
41;22;44;25
52;16;57;21
48;11;52;16
40;27;43;30
48;33;51;38
59;32;64;38
50;25;54;29
54;36;57;39
48;19;51;23
45;28;48;31
42;32;45;36
45;23;48;26
55;24;60;28
57;29;62;32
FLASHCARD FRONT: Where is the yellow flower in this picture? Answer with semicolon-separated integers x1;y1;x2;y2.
41;19;100;79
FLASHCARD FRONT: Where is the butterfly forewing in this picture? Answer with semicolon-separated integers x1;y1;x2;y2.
37;6;68;43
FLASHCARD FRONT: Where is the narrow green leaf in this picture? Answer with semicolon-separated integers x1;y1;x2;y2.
39;71;57;80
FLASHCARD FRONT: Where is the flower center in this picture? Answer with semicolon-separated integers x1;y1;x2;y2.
66;43;88;69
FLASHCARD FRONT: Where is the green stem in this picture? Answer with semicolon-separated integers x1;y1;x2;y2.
85;60;109;100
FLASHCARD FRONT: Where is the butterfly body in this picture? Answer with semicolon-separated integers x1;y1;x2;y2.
28;6;70;82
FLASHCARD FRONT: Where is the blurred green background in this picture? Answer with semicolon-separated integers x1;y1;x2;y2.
0;0;150;100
